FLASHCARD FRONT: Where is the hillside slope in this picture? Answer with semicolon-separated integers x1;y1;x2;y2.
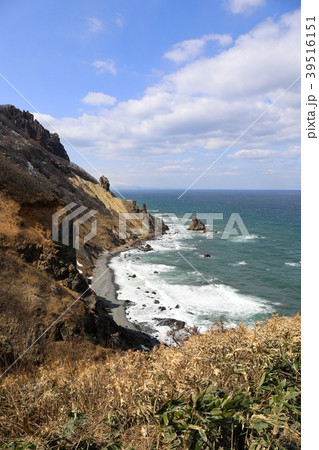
0;105;164;368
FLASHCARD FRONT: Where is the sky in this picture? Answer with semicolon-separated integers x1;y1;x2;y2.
0;0;301;190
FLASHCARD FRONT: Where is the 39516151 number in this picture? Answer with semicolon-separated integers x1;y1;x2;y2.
306;17;316;78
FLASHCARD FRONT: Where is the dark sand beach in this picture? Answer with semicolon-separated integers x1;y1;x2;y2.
91;249;137;330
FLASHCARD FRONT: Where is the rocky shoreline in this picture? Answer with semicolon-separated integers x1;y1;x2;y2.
91;243;162;347
91;240;193;346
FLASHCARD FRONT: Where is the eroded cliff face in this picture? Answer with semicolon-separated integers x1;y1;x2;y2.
0;104;165;263
0;104;69;160
0;105;163;369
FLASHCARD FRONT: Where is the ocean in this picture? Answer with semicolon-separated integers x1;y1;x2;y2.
110;190;301;343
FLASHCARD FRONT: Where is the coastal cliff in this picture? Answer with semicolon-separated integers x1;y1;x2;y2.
0;105;164;367
0;106;300;450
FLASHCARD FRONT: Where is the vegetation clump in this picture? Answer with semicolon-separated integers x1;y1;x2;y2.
0;314;300;449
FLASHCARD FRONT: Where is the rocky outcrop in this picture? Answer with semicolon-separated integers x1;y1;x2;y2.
0;104;69;160
188;217;206;231
154;318;186;330
85;296;159;351
138;243;153;252
16;240;89;294
99;175;110;192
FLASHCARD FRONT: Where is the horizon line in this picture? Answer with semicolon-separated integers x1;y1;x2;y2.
112;187;301;191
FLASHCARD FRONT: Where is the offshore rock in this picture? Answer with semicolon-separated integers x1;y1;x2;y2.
188;217;206;231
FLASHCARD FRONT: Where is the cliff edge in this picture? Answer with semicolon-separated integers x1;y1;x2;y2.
0;105;164;369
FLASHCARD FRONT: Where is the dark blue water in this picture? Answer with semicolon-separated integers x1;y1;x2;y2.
121;189;300;318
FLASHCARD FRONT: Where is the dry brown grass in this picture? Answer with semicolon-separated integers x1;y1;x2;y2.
0;246;92;367
0;191;20;239
0;154;56;206
0;314;300;449
0;153;300;448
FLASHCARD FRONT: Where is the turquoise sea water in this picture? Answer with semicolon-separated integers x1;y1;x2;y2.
111;190;300;342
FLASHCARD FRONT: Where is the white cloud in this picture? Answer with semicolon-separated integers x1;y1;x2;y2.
158;165;185;171
164;34;232;63
224;0;265;15
283;146;300;158
92;59;117;75
87;17;103;33
229;146;301;161
114;13;124;28
81;92;117;106
36;10;300;188
157;11;300;100
228;149;278;160
157;165;199;174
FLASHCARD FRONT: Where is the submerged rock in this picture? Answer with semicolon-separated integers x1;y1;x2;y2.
139;243;153;252
123;300;135;306
154;318;186;330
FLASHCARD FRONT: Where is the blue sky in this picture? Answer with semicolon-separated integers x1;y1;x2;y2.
0;0;301;189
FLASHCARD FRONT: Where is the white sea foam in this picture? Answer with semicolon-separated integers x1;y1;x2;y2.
232;261;247;266
110;252;274;344
230;234;265;242
146;226;197;253
285;262;301;267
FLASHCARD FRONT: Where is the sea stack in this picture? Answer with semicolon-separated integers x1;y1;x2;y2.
188;217;206;231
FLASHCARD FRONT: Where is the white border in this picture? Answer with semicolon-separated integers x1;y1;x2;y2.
301;0;319;446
